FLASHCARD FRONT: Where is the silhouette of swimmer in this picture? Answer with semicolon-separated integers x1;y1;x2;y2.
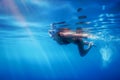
48;23;94;57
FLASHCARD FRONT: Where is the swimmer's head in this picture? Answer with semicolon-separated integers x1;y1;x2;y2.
49;23;56;37
48;30;56;38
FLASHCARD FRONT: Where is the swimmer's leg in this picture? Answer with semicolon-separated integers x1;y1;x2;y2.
76;41;93;57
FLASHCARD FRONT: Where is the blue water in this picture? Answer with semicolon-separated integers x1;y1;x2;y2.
0;0;120;80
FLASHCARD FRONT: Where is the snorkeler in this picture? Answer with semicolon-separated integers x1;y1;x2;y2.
48;23;94;57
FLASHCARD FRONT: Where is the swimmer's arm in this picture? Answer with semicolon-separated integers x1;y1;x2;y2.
74;33;89;38
59;32;89;38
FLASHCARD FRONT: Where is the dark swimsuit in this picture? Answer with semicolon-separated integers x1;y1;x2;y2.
55;32;90;56
54;32;71;45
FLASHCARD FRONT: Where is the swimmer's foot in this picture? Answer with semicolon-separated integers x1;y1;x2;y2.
89;42;96;47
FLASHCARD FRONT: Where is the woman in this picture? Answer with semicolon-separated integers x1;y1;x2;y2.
48;24;94;57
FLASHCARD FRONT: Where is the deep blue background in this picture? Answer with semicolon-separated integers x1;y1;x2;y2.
0;0;120;80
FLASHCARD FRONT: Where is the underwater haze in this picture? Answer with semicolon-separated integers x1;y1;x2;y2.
0;0;120;80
